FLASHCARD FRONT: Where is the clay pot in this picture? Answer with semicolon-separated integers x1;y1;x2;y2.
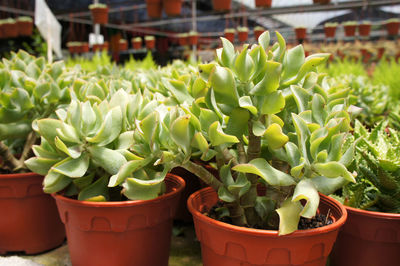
145;38;156;49
2;22;18;38
146;0;163;18
178;35;188;46
254;29;265;40
212;0;231;11
188;187;347;266
90;7;109;25
358;24;371;37
0;172;65;254
238;31;249;42
324;26;336;38
331;206;400;266
295;28;307;40
53;174;185;266
17;21;33;36
344;25;357;37
255;0;272;8
163;0;182;16
80;43;89;53
224;31;235;43
119;41;128;51
132;38;142;49
188;33;199;45
385;21;400;36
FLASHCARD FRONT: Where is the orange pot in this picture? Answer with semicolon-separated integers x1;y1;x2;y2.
163;0;182;16
53;174;185;266
212;0;231;11
0;172;65;254
331;206;400;266
119;41;128;51
254;29;265;40
178;35;188;46
90;7;109;24
224;32;235;43
385;21;400;36
255;0;272;8
2;22;18;38
132;39;142;49
324;26;336;38
358;24;371;37
344;25;357;37
146;0;163;18
188;187;347;266
188;34;199;45
80;43;89;53
145;39;156;49
295;28;307;40
238;31;248;42
17;21;33;36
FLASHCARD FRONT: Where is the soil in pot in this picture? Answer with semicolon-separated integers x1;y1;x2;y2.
53;173;185;266
0;172;65;254
188;187;347;266
330;206;400;266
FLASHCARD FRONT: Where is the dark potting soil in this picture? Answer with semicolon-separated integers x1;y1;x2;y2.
204;201;333;230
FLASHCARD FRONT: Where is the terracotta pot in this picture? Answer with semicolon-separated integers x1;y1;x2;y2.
188;187;347;266
254;29;265;40
224;32;235;43
344;25;357;37
146;0;163;18
17;21;33;36
145;38;156;49
295;28;307;40
53;174;185;266
324;26;336;38
331;206;400;266
178;35;188;46
385;21;400;36
212;0;231;11
0;172;65;254
102;42;109;51
163;0;182;16
132;39;142;49
238;31;249;42
188;34;199;45
255;0;272;8
90;7;109;25
2;22;18;38
358;24;371;37
80;43;89;53
119;41;128;51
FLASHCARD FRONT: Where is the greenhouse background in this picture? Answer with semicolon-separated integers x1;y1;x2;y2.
0;0;399;266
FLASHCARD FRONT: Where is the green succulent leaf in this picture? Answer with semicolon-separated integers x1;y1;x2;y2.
276;198;302;235
292;179;319;218
88;146;127;175
208;121;239;146
78;176;109;201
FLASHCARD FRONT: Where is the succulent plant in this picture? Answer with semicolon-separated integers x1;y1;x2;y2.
0;51;71;172
89;3;107;9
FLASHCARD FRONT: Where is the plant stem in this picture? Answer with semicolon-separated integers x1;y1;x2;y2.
219;147;238;166
237;141;247;164
19;131;37;164
0;141;20;171
181;160;222;191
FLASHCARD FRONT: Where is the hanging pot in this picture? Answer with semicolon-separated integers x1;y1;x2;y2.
212;0;231;11
2;22;18;38
178;34;188;46
163;0;182;16
358;23;371;37
80;42;89;53
255;0;272;8
53;174;184;266
295;27;307;40
0;172;65;254
385;21;400;36
331;206;400;266
254;27;265;40
238;29;249;42
324;26;337;38
119;40;128;51
145;37;156;49
90;7;109;25
224;29;235;43
146;0;163;18
132;38;142;49
188;187;347;266
17;20;33;37
344;25;357;37
188;32;199;45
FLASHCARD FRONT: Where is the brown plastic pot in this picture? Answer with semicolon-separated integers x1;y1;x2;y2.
146;0;163;18
178;35;188;46
163;0;182;16
238;31;249;42
132;39;142;49
17;21;33;36
295;28;307;40
90;7;109;25
254;29;265;40
80;43;89;53
330;206;400;266
224;32;235;43
118;41;128;51
385;21;400;36
212;0;231;11
188;34;199;45
324;26;336;38
0;172;65;254
2;22;18;38
53;173;185;266
255;0;272;8
145;38;156;49
344;25;357;37
188;187;347;266
358;24;371;37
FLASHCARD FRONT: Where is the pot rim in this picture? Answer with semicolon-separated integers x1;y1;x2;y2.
52;173;185;208
0;171;40;179
344;205;400;220
188;187;347;238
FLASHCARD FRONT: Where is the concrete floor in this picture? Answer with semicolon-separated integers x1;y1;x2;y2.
0;224;202;266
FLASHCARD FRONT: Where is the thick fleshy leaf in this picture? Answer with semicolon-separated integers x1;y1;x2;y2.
226;107;250;138
251;61;282;96
209;66;239;107
314;161;356;182
228;174;251;198
43;171;72;193
276;198;302;235
24;157;59;176
116;131;134;149
258;31;270;51
232;158;295;186
170;115;192;154
191;132;209;153
265;123;289;150
218;186;236;203
292;179;319;218
282;45;305;81
122;175;165;200
234;45;255;82
0;122;31;140
78;176;109;201
51;154;90;178
239;96;257;115
36;119;63;145
208;121;239;146
292;114;310;161
220;37;235;68
54;137;82;159
192;77;208;98
108;157;152;187
140;111;159;145
291;85;310;113
311;176;347;195
88;146;127;175
255;196;275;222
86;106;122;146
261;91;285;115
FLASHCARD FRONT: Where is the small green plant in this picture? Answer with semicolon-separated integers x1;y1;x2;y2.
324;22;338;27
89;3;107;9
17;16;33;22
